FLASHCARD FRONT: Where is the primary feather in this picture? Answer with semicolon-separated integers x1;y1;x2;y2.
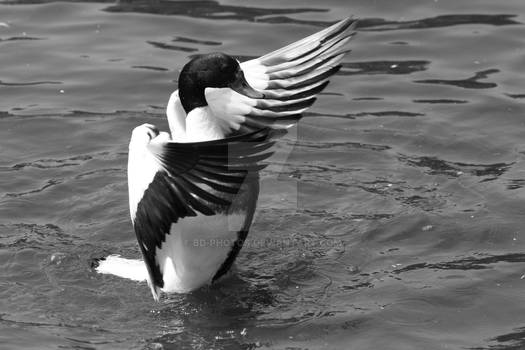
168;17;357;138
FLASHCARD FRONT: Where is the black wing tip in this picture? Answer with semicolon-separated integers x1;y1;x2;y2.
322;17;358;44
263;96;317;112
287;64;341;90
272;80;331;101
231;126;273;143
332;17;358;33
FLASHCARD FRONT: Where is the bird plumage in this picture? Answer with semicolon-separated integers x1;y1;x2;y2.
96;17;357;300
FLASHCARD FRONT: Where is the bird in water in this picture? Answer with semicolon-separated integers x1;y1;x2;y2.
96;17;357;300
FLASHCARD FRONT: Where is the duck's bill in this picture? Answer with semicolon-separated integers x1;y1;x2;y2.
230;70;264;99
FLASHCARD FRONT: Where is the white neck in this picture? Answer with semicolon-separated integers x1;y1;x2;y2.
185;107;227;142
166;90;228;143
166;90;187;142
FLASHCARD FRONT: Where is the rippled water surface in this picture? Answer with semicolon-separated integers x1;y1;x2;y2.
1;0;525;349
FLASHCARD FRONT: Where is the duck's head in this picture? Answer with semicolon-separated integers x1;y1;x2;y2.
178;52;263;114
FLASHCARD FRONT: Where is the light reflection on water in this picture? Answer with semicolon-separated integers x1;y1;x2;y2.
0;0;525;349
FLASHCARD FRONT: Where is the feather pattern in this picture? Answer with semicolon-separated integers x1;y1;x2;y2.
128;127;275;298
165;18;357;137
104;18;356;300
218;17;356;132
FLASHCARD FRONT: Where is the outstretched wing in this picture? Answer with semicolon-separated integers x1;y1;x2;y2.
204;17;357;133
129;127;275;297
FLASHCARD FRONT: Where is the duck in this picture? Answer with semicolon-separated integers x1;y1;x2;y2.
96;17;357;301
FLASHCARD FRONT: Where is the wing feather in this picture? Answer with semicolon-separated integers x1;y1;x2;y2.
257;17;355;65
211;17;356;134
130;128;275;293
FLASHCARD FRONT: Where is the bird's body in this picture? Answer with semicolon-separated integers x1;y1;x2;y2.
96;18;357;300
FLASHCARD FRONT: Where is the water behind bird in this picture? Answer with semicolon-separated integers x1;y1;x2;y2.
1;0;525;349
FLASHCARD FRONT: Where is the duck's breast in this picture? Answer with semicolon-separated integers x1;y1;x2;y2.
158;173;260;292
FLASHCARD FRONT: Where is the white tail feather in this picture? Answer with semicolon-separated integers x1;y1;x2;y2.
96;255;149;282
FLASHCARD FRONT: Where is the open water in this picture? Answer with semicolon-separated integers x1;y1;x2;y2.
1;0;525;349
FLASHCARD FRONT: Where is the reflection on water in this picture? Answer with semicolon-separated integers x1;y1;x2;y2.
0;36;44;42
471;326;525;350
413;99;468;104
0;0;525;349
399;155;513;179
415;69;500;89
346;110;424;118
131;65;169;71
357;14;521;31
0;80;62;86
106;0;327;23
147;40;198;52
340;60;430;76
393;253;525;273
507;179;525;190
506;93;525;99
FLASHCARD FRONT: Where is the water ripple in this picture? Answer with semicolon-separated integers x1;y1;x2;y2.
0;2;524;349
413;99;468;104
0;223;68;249
353;97;383;101
104;0;326;23
415;69;500;89
9;155;93;170
507;179;525;190
300;209;394;222
348;110;425;118
0;36;44;42
292;140;391;151
0;313;109;332
305;110;425;119
505;93;525;99
357;14;521;31
0;80;62;86
172;36;221;46
74;168;122;180
146;40;198;53
131;65;169;72
340;60;430;76
4;178;63;198
393;253;525;273
399;155;513;179
470;326;525;350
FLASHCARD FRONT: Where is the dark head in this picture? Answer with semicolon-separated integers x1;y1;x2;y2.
178;53;263;114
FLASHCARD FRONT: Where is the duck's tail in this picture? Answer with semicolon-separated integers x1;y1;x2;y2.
94;254;149;282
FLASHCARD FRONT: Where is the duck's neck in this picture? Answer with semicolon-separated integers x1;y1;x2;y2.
166;91;227;143
166;91;187;142
185;107;226;142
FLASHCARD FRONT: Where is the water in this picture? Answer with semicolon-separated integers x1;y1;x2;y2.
1;0;525;349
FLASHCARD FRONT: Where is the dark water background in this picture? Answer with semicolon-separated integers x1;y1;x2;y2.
1;0;525;349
